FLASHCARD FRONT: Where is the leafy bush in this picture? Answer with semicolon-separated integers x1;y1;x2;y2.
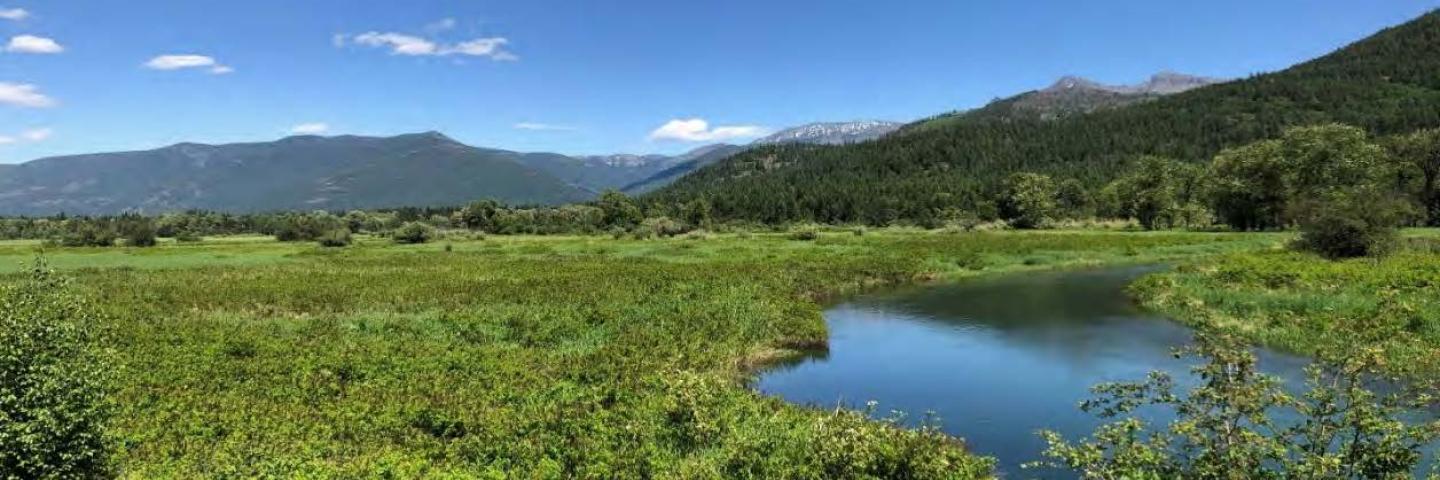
55;221;116;248
597;190;643;229
173;230;204;243
641;216;688;238
1034;329;1440;479
393;222;436;244
274;211;345;242
0;263;113;478
117;215;157;247
1292;189;1409;259
316;228;352;248
999;172;1057;229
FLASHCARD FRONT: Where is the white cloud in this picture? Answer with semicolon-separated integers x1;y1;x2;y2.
0;8;27;20
144;54;233;74
446;37;509;56
289;123;330;135
352;32;438;56
0;82;55;108
0;127;53;145
331;33;347;47
342;31;517;61
514;122;575;132
648;118;767;142
424;18;457;34
6;34;62;53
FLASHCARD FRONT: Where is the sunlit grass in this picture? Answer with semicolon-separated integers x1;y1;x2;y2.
1;229;1281;478
1133;237;1440;377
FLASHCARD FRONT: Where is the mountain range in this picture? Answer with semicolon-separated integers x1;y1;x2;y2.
648;10;1440;224
752;121;904;146
912;72;1223;127
0;120;902;215
0;132;594;215
5;8;1429;219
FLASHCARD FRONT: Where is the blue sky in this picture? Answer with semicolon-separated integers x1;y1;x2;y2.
0;0;1437;163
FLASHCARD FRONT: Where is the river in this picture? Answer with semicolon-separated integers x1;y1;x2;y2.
757;265;1325;478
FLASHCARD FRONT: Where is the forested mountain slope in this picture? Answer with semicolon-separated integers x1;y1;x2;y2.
648;11;1440;224
0;132;593;215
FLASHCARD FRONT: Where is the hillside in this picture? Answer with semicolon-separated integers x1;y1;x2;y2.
0;132;593;215
648;10;1440;224
916;72;1220;126
621;121;901;194
515;145;745;193
620;144;747;194
519;121;902;194
514;152;684;193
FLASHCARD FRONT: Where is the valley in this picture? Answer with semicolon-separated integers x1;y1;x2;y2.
6;4;1440;479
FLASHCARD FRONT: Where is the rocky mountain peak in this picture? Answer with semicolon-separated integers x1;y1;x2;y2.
1044;75;1108;93
1041;72;1222;96
752;121;903;146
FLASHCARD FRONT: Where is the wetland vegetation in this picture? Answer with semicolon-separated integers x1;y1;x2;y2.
1;230;1275;478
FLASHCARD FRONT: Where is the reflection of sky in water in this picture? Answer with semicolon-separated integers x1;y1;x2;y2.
756;266;1425;479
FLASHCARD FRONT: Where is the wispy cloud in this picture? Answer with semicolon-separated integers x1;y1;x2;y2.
352;32;438;55
0;82;55;108
0;127;54;145
340;29;517;61
289;123;330;135
514;122;575;132
144;54;233;74
649;118;767;142
0;8;27;21
6;34;63;54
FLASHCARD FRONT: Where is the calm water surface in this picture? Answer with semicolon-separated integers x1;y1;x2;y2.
756;266;1317;478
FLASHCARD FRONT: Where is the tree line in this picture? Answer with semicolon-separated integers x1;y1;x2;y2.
644;10;1440;226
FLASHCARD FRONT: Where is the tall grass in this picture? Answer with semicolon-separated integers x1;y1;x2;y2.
1132;244;1440;378
3;230;1273;477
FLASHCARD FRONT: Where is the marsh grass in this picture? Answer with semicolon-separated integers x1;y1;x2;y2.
1133;229;1440;378
3;230;1278;478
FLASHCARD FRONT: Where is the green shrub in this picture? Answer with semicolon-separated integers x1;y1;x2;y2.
275;211;345;242
393;222;436;244
316;228;352;248
641;216;689;238
55;222;116;247
0;263;113;478
1036;330;1440;479
173;230;204;243
1292;190;1409;259
999;172;1057;229
117;215;157;248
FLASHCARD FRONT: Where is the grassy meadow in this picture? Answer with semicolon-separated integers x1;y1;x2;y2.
3;229;1284;478
1132;230;1440;379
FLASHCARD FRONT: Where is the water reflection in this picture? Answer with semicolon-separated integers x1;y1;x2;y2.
756;266;1322;478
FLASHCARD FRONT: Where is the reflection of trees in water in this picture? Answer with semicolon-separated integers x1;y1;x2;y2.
840;266;1190;373
864;266;1162;327
751;346;830;379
